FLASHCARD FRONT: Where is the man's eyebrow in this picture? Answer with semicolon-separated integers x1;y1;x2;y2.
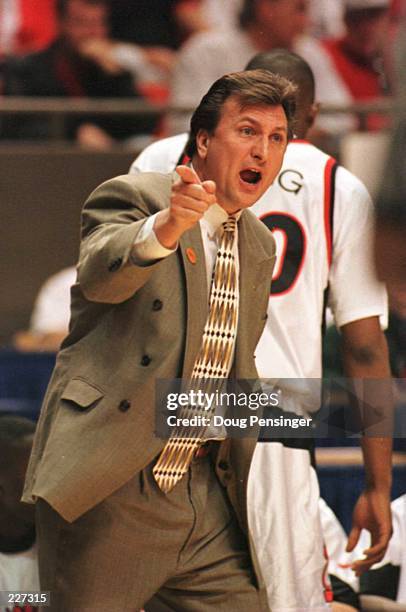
238;116;288;133
272;126;288;134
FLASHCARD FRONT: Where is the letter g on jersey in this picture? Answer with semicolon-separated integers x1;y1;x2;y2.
278;169;304;194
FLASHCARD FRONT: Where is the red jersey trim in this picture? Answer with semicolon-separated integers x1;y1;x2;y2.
323;157;337;267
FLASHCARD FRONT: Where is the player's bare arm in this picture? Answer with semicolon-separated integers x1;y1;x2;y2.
340;316;393;575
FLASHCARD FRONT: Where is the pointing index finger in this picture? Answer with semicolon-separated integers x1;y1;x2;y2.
175;164;202;185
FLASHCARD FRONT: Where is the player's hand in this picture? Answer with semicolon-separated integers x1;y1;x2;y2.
345;488;392;576
154;165;216;249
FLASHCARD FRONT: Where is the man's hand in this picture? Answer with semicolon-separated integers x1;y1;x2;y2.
154;165;216;249
346;488;392;576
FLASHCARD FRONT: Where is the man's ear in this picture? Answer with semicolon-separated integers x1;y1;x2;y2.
307;102;320;129
196;129;210;159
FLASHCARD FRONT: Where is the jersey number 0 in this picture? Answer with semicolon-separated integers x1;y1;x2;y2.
261;212;306;296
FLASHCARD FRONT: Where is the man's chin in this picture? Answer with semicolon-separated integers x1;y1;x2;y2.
218;188;265;213
239;191;266;210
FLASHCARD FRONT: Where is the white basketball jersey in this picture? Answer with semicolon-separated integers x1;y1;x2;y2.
252;140;386;383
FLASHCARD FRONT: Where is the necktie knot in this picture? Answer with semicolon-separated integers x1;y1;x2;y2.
218;215;237;250
222;215;238;234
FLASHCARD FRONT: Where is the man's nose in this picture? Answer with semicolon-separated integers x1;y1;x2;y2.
252;137;268;161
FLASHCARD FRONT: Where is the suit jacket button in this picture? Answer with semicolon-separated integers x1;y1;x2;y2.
141;355;151;366
152;299;163;311
218;460;229;471
118;399;131;412
108;257;123;272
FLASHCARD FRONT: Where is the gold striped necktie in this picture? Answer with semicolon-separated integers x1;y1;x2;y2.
153;215;239;492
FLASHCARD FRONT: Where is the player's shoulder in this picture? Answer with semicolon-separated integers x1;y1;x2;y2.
335;164;368;189
280;141;333;195
142;134;188;157
335;164;371;203
286;141;370;200
285;140;331;166
130;133;188;174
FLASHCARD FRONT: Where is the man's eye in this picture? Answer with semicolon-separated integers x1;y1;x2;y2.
271;133;284;143
240;127;255;136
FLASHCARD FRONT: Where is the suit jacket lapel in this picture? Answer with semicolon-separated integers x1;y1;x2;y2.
179;224;209;379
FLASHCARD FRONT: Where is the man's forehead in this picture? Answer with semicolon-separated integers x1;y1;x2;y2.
221;97;287;127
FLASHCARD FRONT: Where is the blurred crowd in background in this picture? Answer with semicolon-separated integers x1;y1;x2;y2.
0;0;404;150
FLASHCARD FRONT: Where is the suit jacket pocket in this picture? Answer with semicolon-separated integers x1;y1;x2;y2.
61;377;104;410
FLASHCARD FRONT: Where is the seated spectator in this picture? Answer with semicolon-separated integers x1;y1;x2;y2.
83;0;246;106
168;0;309;133
307;0;345;37
0;0;57;58
13;266;75;353
83;0;183;106
0;416;39;595
1;0;152;147
175;0;244;35
299;0;391;135
110;0;185;50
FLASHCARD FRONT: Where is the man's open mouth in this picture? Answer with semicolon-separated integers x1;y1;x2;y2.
240;169;262;184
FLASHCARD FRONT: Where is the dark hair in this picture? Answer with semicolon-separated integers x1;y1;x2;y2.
345;7;388;26
57;0;110;19
246;49;315;104
186;69;297;157
0;415;35;448
239;0;258;28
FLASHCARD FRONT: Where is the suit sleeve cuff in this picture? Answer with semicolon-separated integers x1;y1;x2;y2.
130;213;177;266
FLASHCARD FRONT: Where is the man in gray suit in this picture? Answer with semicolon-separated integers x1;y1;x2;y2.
23;69;296;611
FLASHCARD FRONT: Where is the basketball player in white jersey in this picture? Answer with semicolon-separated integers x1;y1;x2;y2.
130;51;392;611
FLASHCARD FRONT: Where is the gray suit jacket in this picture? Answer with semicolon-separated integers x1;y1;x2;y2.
23;172;276;539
